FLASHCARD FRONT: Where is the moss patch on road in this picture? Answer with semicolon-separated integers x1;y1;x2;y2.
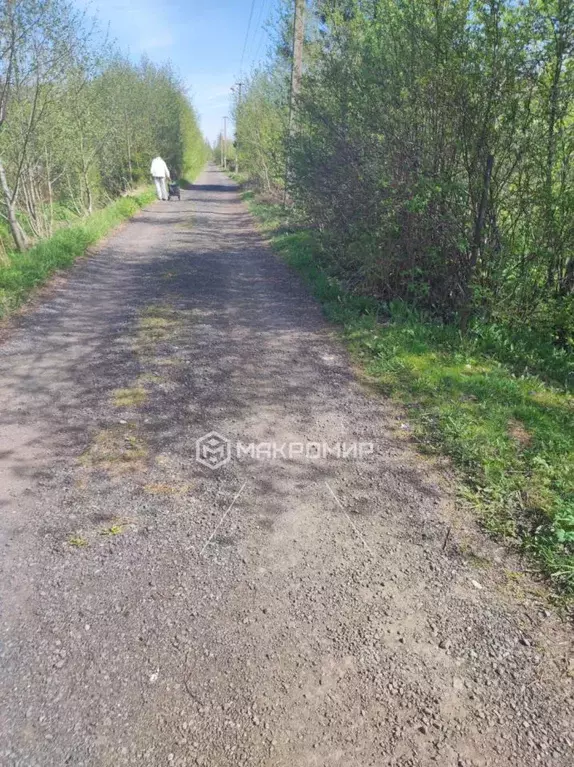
80;425;149;474
244;190;574;600
134;304;184;360
67;534;89;548
112;387;149;408
143;482;192;496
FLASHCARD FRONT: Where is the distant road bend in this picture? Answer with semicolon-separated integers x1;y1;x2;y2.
0;165;572;766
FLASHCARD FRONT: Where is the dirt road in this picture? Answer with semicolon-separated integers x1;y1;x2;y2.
1;166;572;766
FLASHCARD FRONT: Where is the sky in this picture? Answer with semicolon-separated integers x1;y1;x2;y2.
79;0;279;143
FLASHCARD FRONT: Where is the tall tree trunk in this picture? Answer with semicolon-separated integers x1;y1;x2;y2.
0;236;8;266
126;118;133;186
0;158;29;252
544;3;568;292
45;147;54;237
460;153;494;331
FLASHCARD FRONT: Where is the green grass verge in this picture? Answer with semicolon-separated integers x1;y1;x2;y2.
244;190;574;599
0;188;156;319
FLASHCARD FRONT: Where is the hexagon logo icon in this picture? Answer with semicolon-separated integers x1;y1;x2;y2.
196;431;231;470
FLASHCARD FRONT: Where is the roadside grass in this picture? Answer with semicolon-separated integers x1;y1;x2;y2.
244;191;574;599
0;188;155;320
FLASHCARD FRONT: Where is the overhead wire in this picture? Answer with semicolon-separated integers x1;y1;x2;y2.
239;0;258;75
246;0;272;71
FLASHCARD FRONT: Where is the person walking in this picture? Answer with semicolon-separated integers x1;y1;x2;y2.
150;156;171;201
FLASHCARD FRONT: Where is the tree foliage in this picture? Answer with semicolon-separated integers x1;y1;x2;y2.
0;0;208;251
236;0;574;346
233;69;289;191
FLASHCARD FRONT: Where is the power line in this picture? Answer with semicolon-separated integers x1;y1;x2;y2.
250;15;271;68
246;0;271;70
223;116;228;169
239;0;258;75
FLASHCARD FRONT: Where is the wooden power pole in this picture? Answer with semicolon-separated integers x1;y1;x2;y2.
285;0;305;203
288;0;305;137
223;116;228;170
232;82;244;175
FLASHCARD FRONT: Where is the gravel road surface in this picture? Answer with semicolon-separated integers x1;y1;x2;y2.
0;165;572;766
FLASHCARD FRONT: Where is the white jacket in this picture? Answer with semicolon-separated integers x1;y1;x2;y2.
150;157;170;178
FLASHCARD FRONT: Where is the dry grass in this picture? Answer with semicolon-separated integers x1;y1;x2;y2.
80;425;148;474
143;482;192;496
112;386;148;407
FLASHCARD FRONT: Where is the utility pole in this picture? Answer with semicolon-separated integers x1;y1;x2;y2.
223;116;228;170
232;82;244;175
233;81;243;102
288;0;305;137
285;0;305;204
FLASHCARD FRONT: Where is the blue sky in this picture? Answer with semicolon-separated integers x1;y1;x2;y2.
81;0;278;142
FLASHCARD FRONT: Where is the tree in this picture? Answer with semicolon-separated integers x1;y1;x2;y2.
236;0;574;345
0;0;208;253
